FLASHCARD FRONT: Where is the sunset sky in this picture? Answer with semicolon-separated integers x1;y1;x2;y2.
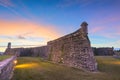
0;0;120;52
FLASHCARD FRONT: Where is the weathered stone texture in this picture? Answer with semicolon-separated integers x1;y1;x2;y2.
0;56;16;80
4;48;23;56
4;46;48;58
30;46;48;58
47;22;97;71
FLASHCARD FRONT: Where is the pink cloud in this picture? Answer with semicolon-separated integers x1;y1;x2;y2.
90;9;120;26
89;24;120;39
101;25;120;38
89;10;120;39
89;22;115;38
102;16;120;25
89;26;105;34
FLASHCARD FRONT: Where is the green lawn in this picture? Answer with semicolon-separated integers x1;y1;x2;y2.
0;55;12;61
96;56;120;80
12;56;120;80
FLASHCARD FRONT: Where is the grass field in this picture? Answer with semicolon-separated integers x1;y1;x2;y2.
0;55;12;61
12;56;120;80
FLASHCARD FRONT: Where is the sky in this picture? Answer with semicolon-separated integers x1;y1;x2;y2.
0;0;120;52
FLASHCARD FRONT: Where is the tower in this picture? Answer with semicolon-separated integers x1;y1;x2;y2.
81;21;88;35
7;42;11;49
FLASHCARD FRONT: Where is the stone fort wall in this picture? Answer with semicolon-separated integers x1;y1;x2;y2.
4;46;48;58
47;22;97;71
0;56;16;80
4;22;97;71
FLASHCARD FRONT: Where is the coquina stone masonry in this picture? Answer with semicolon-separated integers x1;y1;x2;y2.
4;22;97;72
0;56;16;80
4;46;48;58
47;22;97;71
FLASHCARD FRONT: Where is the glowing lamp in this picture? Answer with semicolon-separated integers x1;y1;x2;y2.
14;60;17;64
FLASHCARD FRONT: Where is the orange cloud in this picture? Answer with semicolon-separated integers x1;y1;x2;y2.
0;19;61;52
0;19;61;40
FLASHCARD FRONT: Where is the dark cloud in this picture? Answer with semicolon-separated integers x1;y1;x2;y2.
17;32;33;39
17;35;26;39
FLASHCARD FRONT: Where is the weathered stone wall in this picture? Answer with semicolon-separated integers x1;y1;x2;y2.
30;46;48;58
0;56;16;80
93;47;114;56
4;46;48;58
47;22;97;71
4;48;23;56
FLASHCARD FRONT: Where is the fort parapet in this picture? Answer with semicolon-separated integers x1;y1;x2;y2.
47;22;97;71
0;56;16;80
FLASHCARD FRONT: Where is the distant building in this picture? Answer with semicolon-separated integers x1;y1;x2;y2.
92;47;114;56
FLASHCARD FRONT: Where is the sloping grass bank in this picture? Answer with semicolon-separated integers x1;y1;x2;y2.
0;55;12;61
96;56;120;80
12;56;120;80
